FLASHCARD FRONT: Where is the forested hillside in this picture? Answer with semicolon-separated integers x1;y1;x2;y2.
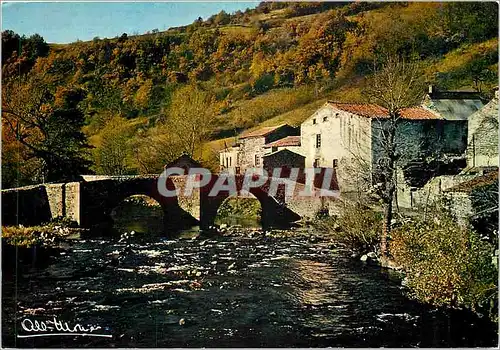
2;2;498;188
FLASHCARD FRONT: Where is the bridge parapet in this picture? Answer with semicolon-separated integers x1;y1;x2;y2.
2;172;340;233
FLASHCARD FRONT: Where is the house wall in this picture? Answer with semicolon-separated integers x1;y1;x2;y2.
300;104;372;192
263;151;305;172
238;126;299;171
239;137;266;170
466;95;499;167
372;120;467;168
219;148;241;173
396;167;478;209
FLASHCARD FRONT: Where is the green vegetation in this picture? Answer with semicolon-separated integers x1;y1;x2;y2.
111;195;164;235
215;197;262;227
2;2;498;188
2;217;78;247
390;207;498;322
314;203;383;253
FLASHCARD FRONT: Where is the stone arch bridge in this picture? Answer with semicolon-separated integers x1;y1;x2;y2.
2;174;338;235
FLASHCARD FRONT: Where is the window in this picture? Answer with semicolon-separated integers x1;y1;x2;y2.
333;159;338;168
272;146;278;153
313;158;320;168
323;116;328;122
313;118;317;124
316;134;321;148
229;157;232;167
254;154;261;166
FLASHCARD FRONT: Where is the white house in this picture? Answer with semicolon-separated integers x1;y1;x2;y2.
300;101;469;192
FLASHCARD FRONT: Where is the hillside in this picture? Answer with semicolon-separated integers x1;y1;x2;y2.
2;2;498;187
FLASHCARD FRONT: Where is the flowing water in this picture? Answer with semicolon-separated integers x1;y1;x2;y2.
2;229;498;348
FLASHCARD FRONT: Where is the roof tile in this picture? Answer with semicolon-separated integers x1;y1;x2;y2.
327;102;441;120
240;124;287;139
264;136;301;148
444;171;498;193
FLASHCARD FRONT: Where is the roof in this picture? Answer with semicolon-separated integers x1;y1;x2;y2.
263;136;301;148
468;95;499;136
164;154;202;169
426;98;484;121
444;171;498;193
428;89;483;100
326;102;441;120
262;148;305;158
240;124;288;139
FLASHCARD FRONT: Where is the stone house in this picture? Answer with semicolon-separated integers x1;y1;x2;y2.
442;171;498;223
263;136;303;155
425;86;485;122
466;90;498;168
219;124;299;173
397;90;498;210
301;101;469;192
262;149;305;174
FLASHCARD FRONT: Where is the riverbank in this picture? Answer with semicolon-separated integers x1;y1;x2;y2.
1;221;87;270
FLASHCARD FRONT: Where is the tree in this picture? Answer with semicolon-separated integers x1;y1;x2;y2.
364;55;426;259
166;85;216;160
214;10;231;26
132;125;184;174
2;73;92;183
94;116;133;175
2;30;21;63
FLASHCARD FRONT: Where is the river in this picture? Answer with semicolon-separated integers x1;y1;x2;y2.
2;228;497;347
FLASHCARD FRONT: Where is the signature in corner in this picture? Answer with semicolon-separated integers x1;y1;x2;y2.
17;317;112;338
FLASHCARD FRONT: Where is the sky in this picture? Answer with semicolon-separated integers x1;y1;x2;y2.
1;1;259;44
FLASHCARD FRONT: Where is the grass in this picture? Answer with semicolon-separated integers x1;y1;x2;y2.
212;84;320;137
428;38;498;76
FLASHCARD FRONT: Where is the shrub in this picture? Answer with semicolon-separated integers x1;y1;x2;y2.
2;217;78;247
390;208;497;320
314;204;382;253
337;204;383;253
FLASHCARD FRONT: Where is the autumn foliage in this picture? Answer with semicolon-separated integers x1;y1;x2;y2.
1;2;498;187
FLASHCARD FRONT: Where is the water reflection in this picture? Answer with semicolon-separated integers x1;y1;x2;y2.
111;195;164;235
2;232;497;348
215;196;262;229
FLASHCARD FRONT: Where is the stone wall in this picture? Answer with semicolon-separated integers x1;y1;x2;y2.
262;149;305;173
396;168;479;210
65;182;81;224
239;137;266;170
371;119;467;179
45;183;65;218
466;95;499;167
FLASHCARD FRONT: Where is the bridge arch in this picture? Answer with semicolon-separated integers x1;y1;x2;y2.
215;191;262;228
199;185;301;230
79;177;198;235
